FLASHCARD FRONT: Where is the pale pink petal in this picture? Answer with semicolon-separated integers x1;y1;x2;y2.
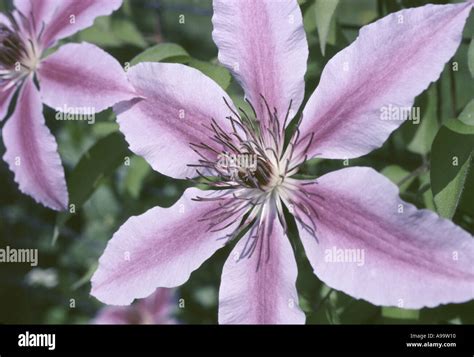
299;3;472;160
137;288;176;323
37;42;136;113
14;0;57;34
93;306;141;325
293;167;474;308
93;288;176;324
218;208;305;324
0;13;9;22
2;78;68;210
40;0;122;47
212;0;308;126
0;13;12;28
0;84;17;121
91;188;240;305
115;62;237;179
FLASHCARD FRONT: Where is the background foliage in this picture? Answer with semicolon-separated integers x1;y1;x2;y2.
0;0;473;324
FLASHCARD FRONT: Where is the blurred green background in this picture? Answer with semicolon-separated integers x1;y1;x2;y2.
0;0;473;324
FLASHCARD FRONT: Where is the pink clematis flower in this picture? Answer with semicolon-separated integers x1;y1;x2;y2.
93;288;176;325
0;0;136;210
91;1;474;324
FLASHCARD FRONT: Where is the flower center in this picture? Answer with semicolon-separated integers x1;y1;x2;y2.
0;25;26;68
190;96;306;193
0;14;42;84
189;96;315;256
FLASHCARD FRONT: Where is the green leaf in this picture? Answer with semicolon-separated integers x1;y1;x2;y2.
434;156;471;219
458;99;474;126
129;43;189;66
381;165;415;192
77;17;122;47
110;18;147;48
68;132;129;208
130;45;232;90
419;172;435;211
91;122;119;137
408;86;439;155
77;17;147;48
123;156;152;199
313;0;339;56
303;2;318;33
468;37;474;78
382;307;420;320
122;0;133;16
337;0;377;26
430;119;474;218
53;133;130;244
187;59;232;90
458;164;474;216
445;117;474;135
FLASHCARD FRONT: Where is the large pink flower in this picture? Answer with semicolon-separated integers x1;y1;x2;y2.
1;0;136;210
91;1;474;324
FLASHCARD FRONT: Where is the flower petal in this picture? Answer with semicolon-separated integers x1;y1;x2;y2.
0;83;17;121
137;288;175;323
93;288;175;324
218;209;305;324
40;0;122;47
212;0;308;126
299;3;472;160
14;0;56;34
2;78;68;210
293;167;474;308
91;188;239;305
115;62;237;179
37;42;136;113
93;306;140;325
0;13;11;27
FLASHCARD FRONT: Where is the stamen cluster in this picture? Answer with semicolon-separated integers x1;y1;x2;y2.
188;96;320;266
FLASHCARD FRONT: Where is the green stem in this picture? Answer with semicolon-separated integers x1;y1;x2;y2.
396;162;429;188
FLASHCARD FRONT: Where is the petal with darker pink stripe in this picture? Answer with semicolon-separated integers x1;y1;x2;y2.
40;0;122;47
2;78;68;210
219;208;305;324
212;0;308;128
91;188;240;306
299;3;472;160
115;62;238;179
37;42;136;113
293;167;474;309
